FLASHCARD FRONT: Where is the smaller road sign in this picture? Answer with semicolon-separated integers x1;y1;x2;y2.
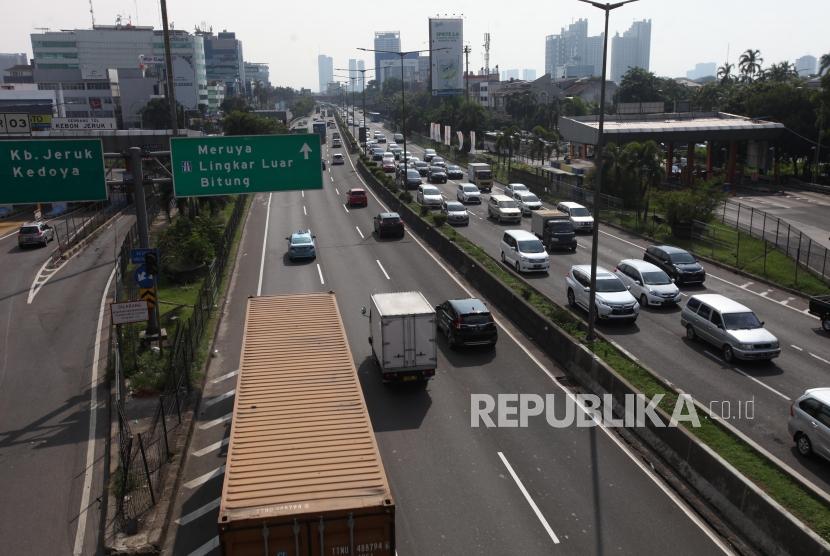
134;265;155;288
139;288;157;310
111;301;150;325
131;247;158;265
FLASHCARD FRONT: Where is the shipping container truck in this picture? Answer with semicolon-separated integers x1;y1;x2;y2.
467;162;493;192
312;121;327;145
364;291;437;383
218;293;395;556
531;209;577;252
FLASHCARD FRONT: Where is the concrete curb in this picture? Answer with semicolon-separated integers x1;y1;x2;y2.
357;159;830;556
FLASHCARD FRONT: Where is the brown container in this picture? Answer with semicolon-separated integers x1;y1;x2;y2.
218;293;395;556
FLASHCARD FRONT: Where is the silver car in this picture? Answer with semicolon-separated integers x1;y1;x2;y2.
456;183;481;204
441;201;469;226
513;191;542;215
680;294;780;362
565;265;639;323
417;184;444;209
788;388;830;461
614;259;681;308
18;221;55;248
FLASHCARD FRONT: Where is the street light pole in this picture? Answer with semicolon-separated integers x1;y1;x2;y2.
579;0;639;343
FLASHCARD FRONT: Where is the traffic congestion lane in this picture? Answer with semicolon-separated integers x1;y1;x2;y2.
361;116;830;492
322;134;731;554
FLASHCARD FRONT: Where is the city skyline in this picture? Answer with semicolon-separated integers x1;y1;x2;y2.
2;0;827;91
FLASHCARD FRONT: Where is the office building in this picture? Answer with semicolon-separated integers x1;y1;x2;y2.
0;53;28;82
522;69;536;81
545;19;604;80
373;31;400;87
686;62;717;80
348;58;366;91
417;55;430;84
502;69;520;81
198;30;245;96
795;55;817;76
318;54;333;94
245;62;270;87
610;19;651;83
379;53;419;85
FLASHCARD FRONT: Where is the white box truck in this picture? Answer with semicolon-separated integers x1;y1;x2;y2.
366;292;437;383
467;162;493;192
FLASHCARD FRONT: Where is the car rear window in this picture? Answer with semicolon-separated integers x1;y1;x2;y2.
445;202;465;211
19;226;40;234
461;314;493;325
498;200;518;208
292;236;312;244
381;216;400;223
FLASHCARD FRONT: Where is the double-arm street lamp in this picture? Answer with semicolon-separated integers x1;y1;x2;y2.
358;47;447;170
333;73;358;132
336;67;377;145
577;0;640;343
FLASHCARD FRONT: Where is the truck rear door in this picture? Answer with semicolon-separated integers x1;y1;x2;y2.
412;313;437;369
381;316;406;371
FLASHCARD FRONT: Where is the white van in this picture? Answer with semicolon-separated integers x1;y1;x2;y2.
488;194;522;223
500;230;549;273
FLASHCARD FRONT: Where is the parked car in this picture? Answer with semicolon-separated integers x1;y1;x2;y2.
435;298;498;348
446;164;464;180
556;201;594;233
17;221;54;248
501;230;549;273
423;148;437;162
456;183;482;204
788;388;830;461
644;245;706;286
417;184;444;208
487;194;522;224
332;153;345;165
614;259;681;308
414;161;430;176
401;169;423;189
374;212;405;238
513;191;543;215
504;183;529;197
566;265;640;323
286;229;317;261
346;188;368;207
681;294;780;362
441;201;469;226
808;295;830;332
427;166;448;184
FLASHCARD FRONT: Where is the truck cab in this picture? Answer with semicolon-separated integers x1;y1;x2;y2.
467;163;493;192
531;209;576;251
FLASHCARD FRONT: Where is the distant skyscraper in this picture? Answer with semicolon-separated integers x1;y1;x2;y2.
686;62;717;80
503;69;520;81
545;18;604;79
522;69;536;81
610;19;651;83
795;55;817;76
374;31;401;86
318;54;333;93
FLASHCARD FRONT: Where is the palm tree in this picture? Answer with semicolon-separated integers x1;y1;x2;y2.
717;62;734;85
738;49;763;83
762;61;798;82
820;53;830;76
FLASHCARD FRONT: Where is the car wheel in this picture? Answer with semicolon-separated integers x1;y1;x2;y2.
822;318;830;332
796;433;813;457
567;289;576;307
640;294;648;308
686;325;696;341
515;261;520;273
446;328;456;349
722;345;734;363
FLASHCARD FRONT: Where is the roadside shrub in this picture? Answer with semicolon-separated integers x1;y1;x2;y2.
399;191;413;203
432;212;447;227
420;205;430;217
128;350;168;395
653;179;726;230
157;214;224;278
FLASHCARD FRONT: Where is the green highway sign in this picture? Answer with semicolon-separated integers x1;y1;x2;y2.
0;139;107;203
170;134;323;197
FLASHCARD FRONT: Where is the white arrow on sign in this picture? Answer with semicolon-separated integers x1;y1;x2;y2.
300;143;312;160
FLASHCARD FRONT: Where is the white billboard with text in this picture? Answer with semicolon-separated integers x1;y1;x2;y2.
429;18;463;96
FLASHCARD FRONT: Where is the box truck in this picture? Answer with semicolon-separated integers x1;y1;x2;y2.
218;293;395;556
467;162;493;192
365;291;437;383
531;209;577;252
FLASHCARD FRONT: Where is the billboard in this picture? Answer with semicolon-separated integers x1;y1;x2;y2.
429;18;463;96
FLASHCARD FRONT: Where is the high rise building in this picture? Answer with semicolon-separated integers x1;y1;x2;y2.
0;53;27;82
198;30;245;96
795;55;817;76
686;62;716;80
374;31;400;87
545;19;604;80
522;69;537;81
610;19;651;83
348;59;366;91
318;54;333;94
502;69;520;81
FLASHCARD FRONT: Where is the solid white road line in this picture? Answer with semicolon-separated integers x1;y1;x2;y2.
376;259;390;280
791;344;803;351
810;352;830;365
356;226;365;239
72;265;116;556
335;187;340;195
609;339;639;362
317;263;325;285
183;465;225;490
342;204;350;214
348;148;733;551
257;193;272;296
703;351;791;401
497;451;560;545
204;389;235;408
192;437;230;457
176;498;221;526
303;205;307;216
301;190;305;198
198;413;232;430
211;369;239;384
187;535;220;556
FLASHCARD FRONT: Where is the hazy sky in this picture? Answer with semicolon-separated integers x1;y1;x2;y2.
3;0;828;90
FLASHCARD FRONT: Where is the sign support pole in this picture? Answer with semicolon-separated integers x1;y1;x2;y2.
130;147;150;248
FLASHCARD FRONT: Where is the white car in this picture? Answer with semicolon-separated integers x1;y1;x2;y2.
332;153;345;165
417;184;444;208
501;230;549;273
614;259;680;308
423;148;437;162
513;191;542;215
566;265;639;323
504;183;529;197
557;201;594;233
457;183;482;204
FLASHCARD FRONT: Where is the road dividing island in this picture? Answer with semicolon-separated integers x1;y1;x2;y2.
218;293;395;555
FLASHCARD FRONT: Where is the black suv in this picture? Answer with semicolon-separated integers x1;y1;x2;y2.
643;245;706;285
435;298;498;348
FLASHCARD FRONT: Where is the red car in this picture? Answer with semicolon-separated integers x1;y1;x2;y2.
382;160;396;173
346;188;368;207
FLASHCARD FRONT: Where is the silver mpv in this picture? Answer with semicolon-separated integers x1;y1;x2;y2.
680;294;780;362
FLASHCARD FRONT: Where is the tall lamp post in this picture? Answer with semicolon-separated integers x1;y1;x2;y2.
578;0;640;343
350;67;376;151
358;47;447;169
333;74;356;130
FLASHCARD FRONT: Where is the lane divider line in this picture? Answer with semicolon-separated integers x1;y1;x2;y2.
702;351;791;401
356;226;364;239
187;535;220;556
342;204;350;214
211;369;239;384
809;352;830;365
376;259;390;280
175;498;221;526
183;465;225;490
256;193;272;296
303;205;308;216
317;263;325;285
497;451;560;545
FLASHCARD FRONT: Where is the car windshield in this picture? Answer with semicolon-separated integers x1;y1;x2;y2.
382;216;400;224
477;171;492;179
20;226;40;234
670;252;696;264
499;200;518;208
550;221;573;232
292;236;312;245
569;207;591;217
423;187;440;195
518;239;545;253
595;277;626;292
511;185;528;191
641;270;672;285
522;194;540;203
723;312;763;330
447;165;460;171
433;158;444;163
430;167;445;173
407;170;420;178
463;185;478;192
445;202;465;211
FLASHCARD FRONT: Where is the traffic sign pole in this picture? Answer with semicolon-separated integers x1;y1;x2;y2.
130;147;149;248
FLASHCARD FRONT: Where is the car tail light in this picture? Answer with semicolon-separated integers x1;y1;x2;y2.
452;318;461;329
789;403;794;417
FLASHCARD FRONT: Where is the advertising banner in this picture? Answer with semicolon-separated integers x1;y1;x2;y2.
429;18;464;96
444;125;451;146
456;131;464;150
470;131;476;154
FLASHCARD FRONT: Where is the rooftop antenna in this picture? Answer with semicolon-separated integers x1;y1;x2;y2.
89;0;96;27
483;32;491;76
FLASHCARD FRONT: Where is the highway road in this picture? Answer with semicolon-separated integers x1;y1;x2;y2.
360;114;830;495
165;119;734;555
0;211;127;555
728;189;830;251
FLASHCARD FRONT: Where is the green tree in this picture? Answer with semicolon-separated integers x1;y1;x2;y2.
615;67;663;103
717;62;735;85
139;98;183;129
220;96;249;114
819;53;830;76
738;49;763;83
290;96;315;117
222;111;288;135
761;62;798;82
